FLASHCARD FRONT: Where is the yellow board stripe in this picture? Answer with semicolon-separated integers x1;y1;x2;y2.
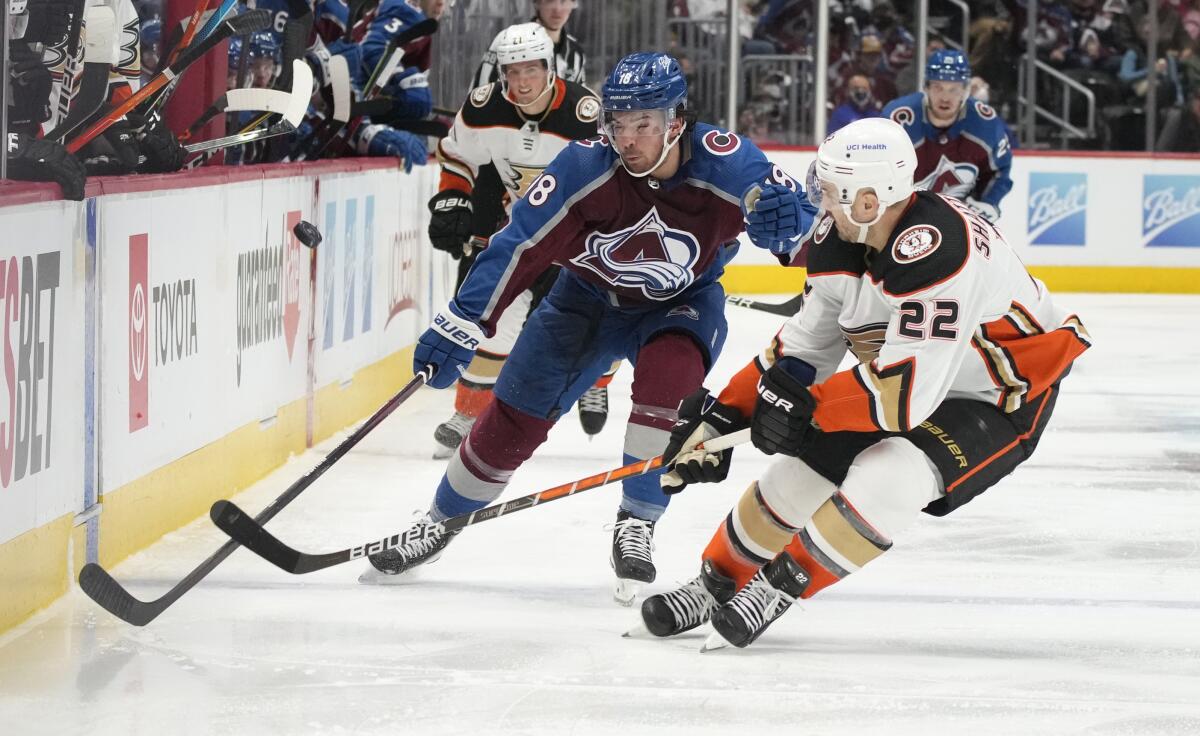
721;265;1200;294
0;346;416;635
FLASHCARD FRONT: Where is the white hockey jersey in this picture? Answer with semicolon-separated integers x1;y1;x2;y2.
435;78;600;212
719;191;1091;433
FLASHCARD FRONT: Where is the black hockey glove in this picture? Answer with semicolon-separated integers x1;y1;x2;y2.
6;133;87;201
131;113;186;173
81;119;140;175
428;190;473;259
660;388;749;495
752;358;818;457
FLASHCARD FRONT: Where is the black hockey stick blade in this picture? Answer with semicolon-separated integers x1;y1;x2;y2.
725;292;804;316
211;501;307;572
388;118;449;138
393;17;438;48
77;366;432;625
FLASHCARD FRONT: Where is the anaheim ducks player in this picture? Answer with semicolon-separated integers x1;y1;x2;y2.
639;117;1091;650
427;22;600;458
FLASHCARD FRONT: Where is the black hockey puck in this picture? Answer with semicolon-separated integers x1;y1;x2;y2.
293;219;322;249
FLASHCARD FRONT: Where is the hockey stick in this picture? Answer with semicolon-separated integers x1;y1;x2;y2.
184;119;296;153
724;293;805;317
209;428;753;575
292;18;437;161
182;59;313;139
43;5;119;142
66;9;272;153
77;364;435;626
143;0;238;120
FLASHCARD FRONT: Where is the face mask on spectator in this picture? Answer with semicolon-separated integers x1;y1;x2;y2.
849;88;872;106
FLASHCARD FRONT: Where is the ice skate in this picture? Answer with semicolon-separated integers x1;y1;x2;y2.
703;553;809;650
609;510;656;606
358;513;457;584
577;385;609;437
638;560;735;637
432;412;475;459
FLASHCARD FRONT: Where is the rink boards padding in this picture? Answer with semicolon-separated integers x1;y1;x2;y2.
0;160;451;634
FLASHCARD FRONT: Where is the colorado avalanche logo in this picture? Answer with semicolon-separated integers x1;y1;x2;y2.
571;207;702;300
917;155;979;199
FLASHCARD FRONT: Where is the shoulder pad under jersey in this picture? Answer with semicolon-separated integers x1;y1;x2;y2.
460;83;520;127
804;213;869;277
687;123;774;201
873;192;971;297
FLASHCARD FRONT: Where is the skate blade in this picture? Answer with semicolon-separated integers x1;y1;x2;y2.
699;630;733;653
612;578;642;607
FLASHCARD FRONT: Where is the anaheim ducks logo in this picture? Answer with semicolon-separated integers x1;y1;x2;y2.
577;96;600;123
813;214;835;244
892;225;942;263
470;83;494;107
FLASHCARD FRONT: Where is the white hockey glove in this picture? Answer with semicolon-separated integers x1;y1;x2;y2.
966;197;1000;223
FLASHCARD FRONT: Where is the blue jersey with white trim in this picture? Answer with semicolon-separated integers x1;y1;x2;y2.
882;92;1013;210
453;123;814;336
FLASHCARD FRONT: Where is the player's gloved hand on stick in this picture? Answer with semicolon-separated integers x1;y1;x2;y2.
742;182;810;255
752;357;819;457
358;124;426;173
414;301;483;389
965;197;1000;223
660;388;749;494
427;189;473;259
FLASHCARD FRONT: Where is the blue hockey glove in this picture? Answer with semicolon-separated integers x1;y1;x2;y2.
415;302;484;389
383;68;433;121
742;183;810;255
356;124;427;172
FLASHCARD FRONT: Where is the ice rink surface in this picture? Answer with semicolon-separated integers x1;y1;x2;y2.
2;293;1199;736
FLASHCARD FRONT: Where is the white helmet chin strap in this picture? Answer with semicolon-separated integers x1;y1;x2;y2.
621;124;685;178
840;202;884;243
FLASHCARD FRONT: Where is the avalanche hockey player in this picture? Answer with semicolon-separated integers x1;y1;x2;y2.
638;118;1090;649
428;22;600;459
364;52;816;604
882;49;1012;222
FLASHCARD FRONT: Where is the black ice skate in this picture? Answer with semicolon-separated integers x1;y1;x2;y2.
577;385;609;437
358;513;456;584
636;560;736;637
702;553;810;651
432;412;475;459
610;510;656;605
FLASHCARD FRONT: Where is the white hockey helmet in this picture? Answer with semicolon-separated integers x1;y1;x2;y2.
494;22;557;106
812;118;916;239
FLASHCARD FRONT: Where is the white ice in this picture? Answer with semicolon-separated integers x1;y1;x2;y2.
2;294;1199;736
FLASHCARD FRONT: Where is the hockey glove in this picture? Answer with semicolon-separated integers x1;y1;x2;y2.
966;197;1000;223
357;123;427;172
752;357;818;457
742;182;810;255
6;133;86;201
415;302;483;389
382;68;433;122
660;388;750;494
130;113;185;173
81;119;140;175
428;189;473;259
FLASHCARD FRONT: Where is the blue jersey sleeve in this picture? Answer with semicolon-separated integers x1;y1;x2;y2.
360;0;425;79
453;140;615;335
964;99;1014;208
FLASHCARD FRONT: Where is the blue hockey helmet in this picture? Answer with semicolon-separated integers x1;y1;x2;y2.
925;49;971;84
601;52;688;112
600;53;689;177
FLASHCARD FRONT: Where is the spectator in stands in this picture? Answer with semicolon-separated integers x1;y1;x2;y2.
1156;84;1200;150
828;73;883;133
849;35;899;104
1119;15;1186;107
866;2;915;84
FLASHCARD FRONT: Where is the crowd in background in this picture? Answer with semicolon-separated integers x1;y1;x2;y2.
6;0;1200;200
